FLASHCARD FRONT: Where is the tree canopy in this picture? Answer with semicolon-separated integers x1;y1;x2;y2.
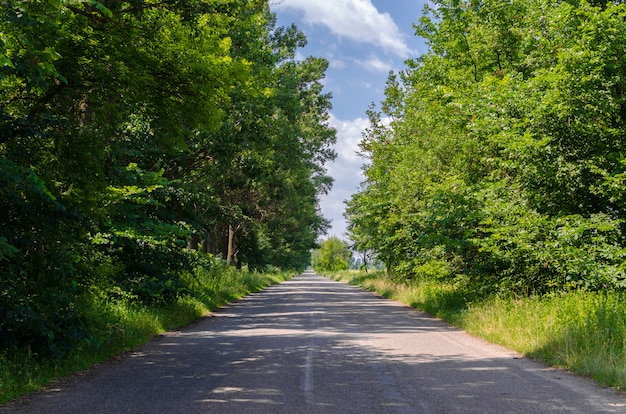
312;236;352;272
1;0;335;357
346;0;626;295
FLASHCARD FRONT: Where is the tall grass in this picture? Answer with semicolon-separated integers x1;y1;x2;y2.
329;270;626;390
0;263;294;404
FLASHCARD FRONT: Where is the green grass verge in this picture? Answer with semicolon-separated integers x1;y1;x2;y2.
328;270;626;391
0;266;294;404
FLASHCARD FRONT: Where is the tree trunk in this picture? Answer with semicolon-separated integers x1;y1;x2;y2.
188;234;200;251
362;251;368;273
226;225;236;266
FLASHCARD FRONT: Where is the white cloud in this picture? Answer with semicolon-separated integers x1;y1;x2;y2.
355;55;393;73
326;52;348;70
329;114;368;164
294;50;306;62
317;114;370;238
274;0;411;58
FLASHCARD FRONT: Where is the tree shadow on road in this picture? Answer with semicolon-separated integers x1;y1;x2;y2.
3;274;624;414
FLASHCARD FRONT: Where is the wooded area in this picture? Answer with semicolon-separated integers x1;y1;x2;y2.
0;0;335;358
346;0;626;295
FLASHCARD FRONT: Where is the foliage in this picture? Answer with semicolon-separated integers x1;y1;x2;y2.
0;157;87;358
346;0;626;294
313;236;352;272
0;1;334;359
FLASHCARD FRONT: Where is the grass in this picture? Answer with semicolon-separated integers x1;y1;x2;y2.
328;270;626;391
6;266;625;401
0;265;294;404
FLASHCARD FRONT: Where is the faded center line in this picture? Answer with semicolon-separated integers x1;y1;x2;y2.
303;308;318;410
304;346;314;408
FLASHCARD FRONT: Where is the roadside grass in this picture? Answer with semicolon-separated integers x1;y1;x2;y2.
0;265;294;404
328;270;626;391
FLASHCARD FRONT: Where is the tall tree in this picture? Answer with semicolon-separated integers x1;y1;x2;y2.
347;0;626;294
0;0;335;356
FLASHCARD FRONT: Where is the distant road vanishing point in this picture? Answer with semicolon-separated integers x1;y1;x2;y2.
3;271;625;413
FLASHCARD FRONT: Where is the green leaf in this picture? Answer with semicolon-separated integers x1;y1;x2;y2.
0;236;19;261
0;54;14;68
89;1;113;18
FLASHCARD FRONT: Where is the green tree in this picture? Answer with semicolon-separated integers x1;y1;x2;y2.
347;0;626;294
314;237;352;272
0;0;335;357
185;16;335;271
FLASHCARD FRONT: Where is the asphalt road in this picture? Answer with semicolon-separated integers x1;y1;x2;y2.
3;271;626;413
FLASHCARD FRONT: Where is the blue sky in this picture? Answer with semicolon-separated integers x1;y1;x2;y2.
271;0;429;239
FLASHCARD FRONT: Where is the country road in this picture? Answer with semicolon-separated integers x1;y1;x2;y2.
3;271;625;413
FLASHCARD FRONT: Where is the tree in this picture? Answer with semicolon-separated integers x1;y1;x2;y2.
314;237;352;272
184;16;335;270
347;0;626;294
0;0;335;357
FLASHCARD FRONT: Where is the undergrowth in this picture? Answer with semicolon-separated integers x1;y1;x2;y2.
329;270;626;391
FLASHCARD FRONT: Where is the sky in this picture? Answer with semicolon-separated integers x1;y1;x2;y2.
271;0;429;240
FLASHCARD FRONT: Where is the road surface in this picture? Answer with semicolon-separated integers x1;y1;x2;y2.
2;271;625;413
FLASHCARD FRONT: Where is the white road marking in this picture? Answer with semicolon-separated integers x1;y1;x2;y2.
304;346;314;409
